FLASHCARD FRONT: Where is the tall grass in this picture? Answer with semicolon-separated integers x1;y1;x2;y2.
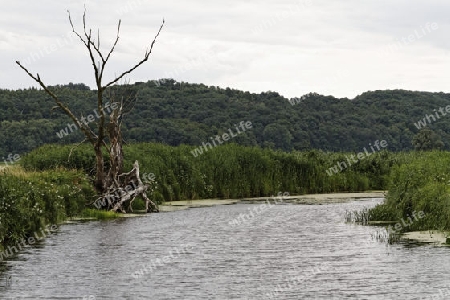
341;151;450;243
368;151;450;232
22;143;400;204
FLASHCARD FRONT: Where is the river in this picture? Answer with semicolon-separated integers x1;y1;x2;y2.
1;198;449;299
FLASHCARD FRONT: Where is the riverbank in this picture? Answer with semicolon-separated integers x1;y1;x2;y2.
159;191;385;212
366;151;450;245
0;166;96;252
159;193;450;245
23;143;398;202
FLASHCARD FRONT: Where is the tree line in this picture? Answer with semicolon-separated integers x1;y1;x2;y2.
1;80;450;156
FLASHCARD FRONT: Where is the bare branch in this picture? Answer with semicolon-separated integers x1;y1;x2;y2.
87;36;101;87
83;8;87;34
15;61;96;144
104;20;121;64
77;9;101;86
67;10;101;85
68;138;88;162
103;19;164;89
87;30;106;67
68;13;102;87
79;113;99;139
67;10;89;47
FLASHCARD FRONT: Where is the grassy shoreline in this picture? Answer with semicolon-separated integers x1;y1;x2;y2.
0;165;98;252
22;143;397;200
363;151;450;244
3;144;450;252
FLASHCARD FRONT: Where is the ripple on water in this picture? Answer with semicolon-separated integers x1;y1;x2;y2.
1;198;450;299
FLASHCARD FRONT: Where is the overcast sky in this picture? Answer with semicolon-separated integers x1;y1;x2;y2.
1;0;450;99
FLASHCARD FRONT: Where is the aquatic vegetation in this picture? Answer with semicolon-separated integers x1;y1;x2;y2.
343;151;450;243
371;229;401;244
368;151;450;232
345;208;371;225
22;143;398;203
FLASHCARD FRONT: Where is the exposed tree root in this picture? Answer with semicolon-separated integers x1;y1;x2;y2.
93;161;159;213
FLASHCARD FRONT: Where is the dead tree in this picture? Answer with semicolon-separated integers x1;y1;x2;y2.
16;9;163;213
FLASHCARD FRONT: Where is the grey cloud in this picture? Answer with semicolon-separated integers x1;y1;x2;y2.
2;0;450;98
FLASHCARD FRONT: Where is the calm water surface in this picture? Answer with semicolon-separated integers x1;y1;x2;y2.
1;198;449;299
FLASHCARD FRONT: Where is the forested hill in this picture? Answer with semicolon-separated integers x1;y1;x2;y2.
1;79;450;155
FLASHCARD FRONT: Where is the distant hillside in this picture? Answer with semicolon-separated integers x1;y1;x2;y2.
1;79;450;155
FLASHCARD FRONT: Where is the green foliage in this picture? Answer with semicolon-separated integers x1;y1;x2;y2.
3;82;450;157
368;151;450;232
367;204;398;222
0;167;95;249
22;143;399;204
21;144;106;175
412;128;444;151
131;198;146;211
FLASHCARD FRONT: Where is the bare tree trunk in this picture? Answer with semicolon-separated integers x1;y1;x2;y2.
16;9;164;213
94;145;105;193
107;100;124;188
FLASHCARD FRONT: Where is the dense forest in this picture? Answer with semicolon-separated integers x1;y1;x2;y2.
1;79;450;156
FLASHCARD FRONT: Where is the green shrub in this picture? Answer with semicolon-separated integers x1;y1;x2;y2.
367;151;450;232
0;167;95;249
